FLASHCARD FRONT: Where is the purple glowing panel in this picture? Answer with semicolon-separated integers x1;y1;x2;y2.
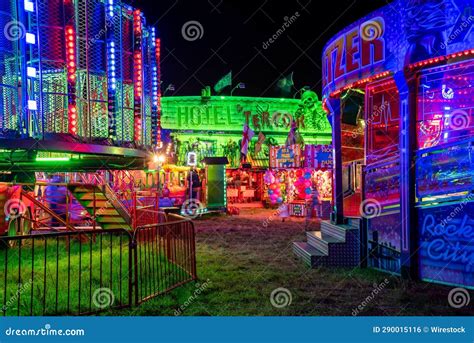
419;202;474;289
322;0;474;97
417;61;474;151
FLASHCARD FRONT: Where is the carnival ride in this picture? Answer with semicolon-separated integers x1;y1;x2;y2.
0;0;163;236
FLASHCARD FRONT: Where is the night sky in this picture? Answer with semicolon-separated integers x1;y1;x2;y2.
134;0;391;97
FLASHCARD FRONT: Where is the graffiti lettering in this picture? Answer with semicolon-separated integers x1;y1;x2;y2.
422;214;474;271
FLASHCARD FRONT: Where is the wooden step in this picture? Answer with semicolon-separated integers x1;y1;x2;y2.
306;231;344;255
293;241;327;267
96;216;126;224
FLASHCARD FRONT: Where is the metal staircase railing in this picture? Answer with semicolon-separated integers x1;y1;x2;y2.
75;172;133;227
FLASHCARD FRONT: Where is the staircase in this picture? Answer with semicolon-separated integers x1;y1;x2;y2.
68;184;132;230
293;218;361;268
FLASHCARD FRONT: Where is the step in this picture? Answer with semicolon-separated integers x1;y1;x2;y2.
95;216;126;224
73;193;107;201
101;223;131;230
69;186;99;193
82;200;114;208
293;241;327;267
306;231;344;255
93;208;122;216
347;217;361;230
321;221;355;241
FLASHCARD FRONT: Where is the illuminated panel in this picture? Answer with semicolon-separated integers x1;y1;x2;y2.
151;30;162;148
415;61;474;201
106;0;116;139
416;61;474;150
366;79;400;165
133;9;143;143
64;0;77;135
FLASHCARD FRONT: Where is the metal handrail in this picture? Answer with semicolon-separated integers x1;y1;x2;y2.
20;190;77;231
76;173;133;226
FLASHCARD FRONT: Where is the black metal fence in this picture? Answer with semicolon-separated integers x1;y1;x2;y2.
134;216;197;304
0;216;197;316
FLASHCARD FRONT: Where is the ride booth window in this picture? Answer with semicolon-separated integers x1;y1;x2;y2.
416;60;474;289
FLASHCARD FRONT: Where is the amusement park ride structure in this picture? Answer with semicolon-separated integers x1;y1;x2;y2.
0;0;163;235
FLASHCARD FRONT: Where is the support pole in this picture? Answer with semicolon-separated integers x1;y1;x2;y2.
327;97;344;225
394;71;418;280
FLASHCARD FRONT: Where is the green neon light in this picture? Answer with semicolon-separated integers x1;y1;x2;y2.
35;157;71;162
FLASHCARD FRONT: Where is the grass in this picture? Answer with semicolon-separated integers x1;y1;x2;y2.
0;233;131;315
0;231;190;316
2;209;472;316
116;208;474;316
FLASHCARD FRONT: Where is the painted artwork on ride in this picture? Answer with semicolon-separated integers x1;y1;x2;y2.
418;202;474;288
367;211;402;273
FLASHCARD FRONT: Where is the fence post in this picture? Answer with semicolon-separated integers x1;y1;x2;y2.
189;221;197;279
131;232;139;306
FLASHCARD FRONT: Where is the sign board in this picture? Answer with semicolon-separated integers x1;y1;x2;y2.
161;96;331;134
304;145;333;169
269;145;301;169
